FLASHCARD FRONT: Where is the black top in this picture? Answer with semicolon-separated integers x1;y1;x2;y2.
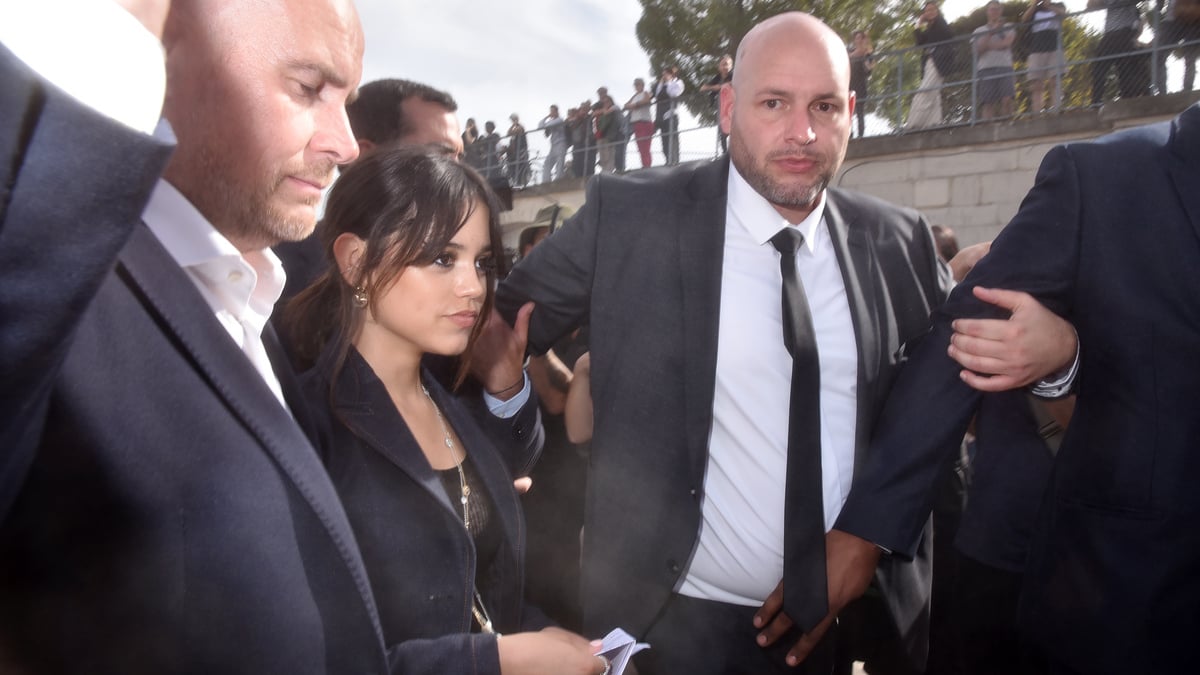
438;457;504;596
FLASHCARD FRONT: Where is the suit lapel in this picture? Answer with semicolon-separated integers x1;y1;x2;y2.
117;225;385;643
679;160;731;482
333;359;521;546
823;192;883;462
332;357;458;518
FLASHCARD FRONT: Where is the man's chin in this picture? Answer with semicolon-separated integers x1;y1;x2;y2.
268;203;321;243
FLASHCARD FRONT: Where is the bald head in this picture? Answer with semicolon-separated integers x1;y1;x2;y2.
733;12;851;94
721;12;855;223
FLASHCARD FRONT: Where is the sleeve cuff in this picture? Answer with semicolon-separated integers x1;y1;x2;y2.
482;373;531;419
1029;327;1079;398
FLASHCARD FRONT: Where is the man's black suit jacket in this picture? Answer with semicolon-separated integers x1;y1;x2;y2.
497;158;951;666
837;103;1200;675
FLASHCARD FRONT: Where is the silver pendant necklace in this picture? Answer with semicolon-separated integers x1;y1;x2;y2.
420;383;495;634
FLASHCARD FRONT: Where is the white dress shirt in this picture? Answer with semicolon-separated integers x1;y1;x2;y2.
679;165;859;606
142;181;292;412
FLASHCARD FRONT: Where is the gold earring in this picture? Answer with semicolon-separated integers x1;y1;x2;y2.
353;286;368;308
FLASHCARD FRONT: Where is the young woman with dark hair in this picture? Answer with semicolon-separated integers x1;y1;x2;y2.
287;146;609;675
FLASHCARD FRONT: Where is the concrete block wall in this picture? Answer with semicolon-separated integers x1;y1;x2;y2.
836;139;1061;246
833;95;1192;246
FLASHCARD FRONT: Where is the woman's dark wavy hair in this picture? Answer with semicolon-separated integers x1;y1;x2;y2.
284;145;505;390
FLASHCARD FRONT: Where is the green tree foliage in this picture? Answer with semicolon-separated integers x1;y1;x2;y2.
636;0;1105;132
864;2;1100;131
635;0;920;125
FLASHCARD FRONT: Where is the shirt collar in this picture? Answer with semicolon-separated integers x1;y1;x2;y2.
142;179;287;324
727;161;827;253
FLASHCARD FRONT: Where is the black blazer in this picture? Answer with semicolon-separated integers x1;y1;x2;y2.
838;103;1200;675
0;44;391;674
497;158;950;666
299;346;547;673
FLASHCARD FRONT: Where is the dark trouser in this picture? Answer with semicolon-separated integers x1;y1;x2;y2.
834;592;921;675
1155;20;1200;93
657;116;680;165
636;593;835;675
1091;28;1148;104
955;553;1048;675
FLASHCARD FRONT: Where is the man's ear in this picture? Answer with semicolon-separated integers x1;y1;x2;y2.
356;138;377;157
719;84;735;135
332;232;366;286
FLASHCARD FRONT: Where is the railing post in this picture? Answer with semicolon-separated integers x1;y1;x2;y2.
970;33;979;126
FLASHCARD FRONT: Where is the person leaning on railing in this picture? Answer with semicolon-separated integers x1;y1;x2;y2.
1022;0;1067;112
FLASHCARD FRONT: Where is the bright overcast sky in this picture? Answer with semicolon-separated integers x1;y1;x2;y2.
356;0;651;136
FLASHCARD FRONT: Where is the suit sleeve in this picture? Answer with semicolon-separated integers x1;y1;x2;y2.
468;386;545;478
835;145;1083;557
0;44;174;518
496;175;604;354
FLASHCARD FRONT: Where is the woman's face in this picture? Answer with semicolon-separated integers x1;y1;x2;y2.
360;202;492;359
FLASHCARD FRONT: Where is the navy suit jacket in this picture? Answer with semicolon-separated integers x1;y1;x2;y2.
838;103;1200;674
497;158;951;666
300;349;546;674
0;43;395;674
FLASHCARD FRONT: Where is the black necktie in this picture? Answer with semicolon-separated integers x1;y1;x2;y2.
769;227;828;633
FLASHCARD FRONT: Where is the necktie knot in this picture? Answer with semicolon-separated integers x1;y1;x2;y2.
770;227;805;256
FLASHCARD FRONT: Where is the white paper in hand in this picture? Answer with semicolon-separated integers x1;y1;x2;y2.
598;627;650;675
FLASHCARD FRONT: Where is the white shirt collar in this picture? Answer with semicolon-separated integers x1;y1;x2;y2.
142;180;287;330
727;161;827;254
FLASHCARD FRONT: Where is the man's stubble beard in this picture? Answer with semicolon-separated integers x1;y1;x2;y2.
187;144;331;250
729;136;834;214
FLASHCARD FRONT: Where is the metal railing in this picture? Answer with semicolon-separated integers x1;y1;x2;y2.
482;5;1198;191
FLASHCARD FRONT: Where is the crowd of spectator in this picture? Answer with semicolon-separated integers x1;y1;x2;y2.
455;1;1200;189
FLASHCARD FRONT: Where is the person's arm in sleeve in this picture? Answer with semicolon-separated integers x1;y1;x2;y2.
0;1;175;519
835;142;1084;558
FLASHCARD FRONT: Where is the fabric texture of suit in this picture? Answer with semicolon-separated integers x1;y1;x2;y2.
496;157;951;666
299;347;546;673
837;103;1200;675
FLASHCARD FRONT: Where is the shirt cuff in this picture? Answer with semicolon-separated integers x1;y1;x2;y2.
0;0;166;135
1029;328;1079;398
482;373;531;419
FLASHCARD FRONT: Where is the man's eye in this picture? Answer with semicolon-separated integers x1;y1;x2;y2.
294;81;321;99
764;99;782;110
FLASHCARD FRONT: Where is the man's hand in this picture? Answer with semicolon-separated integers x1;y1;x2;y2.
949;287;1076;392
752;530;881;666
468;302;534;401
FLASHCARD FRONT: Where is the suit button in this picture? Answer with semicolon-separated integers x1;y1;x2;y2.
513;423;526;439
667;559;680;574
